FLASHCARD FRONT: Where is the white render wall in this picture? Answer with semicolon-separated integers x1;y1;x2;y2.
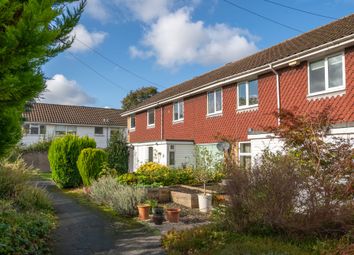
21;122;126;148
130;141;195;171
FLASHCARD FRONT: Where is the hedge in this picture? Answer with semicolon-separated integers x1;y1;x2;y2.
77;148;107;186
48;135;96;188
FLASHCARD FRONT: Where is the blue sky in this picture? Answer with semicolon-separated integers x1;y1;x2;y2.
41;0;354;108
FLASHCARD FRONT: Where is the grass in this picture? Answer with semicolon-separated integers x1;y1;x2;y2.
36;171;52;181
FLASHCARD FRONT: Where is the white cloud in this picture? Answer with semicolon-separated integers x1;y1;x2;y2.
131;8;258;68
113;0;171;22
85;0;111;22
69;24;107;53
39;74;96;106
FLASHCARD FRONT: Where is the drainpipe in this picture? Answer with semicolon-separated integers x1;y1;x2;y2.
160;104;164;140
269;64;281;125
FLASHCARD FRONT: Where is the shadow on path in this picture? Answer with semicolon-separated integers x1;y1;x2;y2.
39;181;165;255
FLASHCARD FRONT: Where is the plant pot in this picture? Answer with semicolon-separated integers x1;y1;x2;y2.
152;207;164;215
152;214;164;225
198;193;212;213
166;208;181;223
137;204;150;220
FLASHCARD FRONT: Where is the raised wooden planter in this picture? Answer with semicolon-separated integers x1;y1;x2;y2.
170;191;199;208
147;187;170;203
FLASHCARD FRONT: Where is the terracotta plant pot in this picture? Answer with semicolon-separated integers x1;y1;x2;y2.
166;208;181;223
137;204;150;220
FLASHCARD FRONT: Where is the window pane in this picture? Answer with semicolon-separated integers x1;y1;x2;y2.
148;147;153;162
148;110;155;125
23;124;29;134
131;115;136;128
309;60;325;93
55;125;66;136
328;55;343;88
173;102;179;120
240;156;252;168
67;126;77;134
30;125;39;135
215;89;222;112
207;92;215;114
238;83;247;106
249;80;258;105
169;151;175;166
95;127;103;135
179;101;184;119
240;143;251;153
40;125;46;135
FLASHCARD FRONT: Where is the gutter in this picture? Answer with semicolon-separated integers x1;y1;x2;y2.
121;34;354;116
269;64;281;125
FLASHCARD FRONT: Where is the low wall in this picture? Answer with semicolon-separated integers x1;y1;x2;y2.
22;152;50;172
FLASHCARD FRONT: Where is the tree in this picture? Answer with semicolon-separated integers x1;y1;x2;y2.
0;0;86;158
106;130;129;175
121;86;158;111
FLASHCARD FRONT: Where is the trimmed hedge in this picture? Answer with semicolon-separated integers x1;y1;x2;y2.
48;135;96;188
77;148;107;186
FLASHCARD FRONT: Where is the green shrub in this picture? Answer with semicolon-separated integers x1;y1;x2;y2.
106;130;129;175
48;135;96;188
20;140;52;153
90;176;146;217
117;172;138;185
0;201;55;255
77;148;107;186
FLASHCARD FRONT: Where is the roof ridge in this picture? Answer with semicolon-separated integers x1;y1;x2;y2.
34;102;122;111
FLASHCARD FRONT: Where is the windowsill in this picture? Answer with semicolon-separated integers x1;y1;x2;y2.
147;125;155;129
129;128;136;132
206;112;223;118
172;119;184;124
237;105;259;113
307;88;345;100
94;134;104;136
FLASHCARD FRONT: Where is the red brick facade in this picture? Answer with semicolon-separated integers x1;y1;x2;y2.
129;46;354;144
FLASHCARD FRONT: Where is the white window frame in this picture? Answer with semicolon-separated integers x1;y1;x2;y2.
237;80;259;110
27;124;46;135
94;126;104;136
147;109;155;128
207;88;223;116
173;100;184;122
168;145;176;166
130;114;136;131
307;52;346;97
239;142;252;167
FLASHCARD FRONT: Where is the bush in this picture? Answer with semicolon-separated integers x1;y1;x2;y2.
20;140;52;153
77;148;107;186
90;176;147;216
48;135;96;188
0;160;55;254
117;172;138;185
106;130;129;175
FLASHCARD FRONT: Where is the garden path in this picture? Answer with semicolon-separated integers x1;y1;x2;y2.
39;180;165;255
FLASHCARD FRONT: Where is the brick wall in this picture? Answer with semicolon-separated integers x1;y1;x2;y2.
129;46;354;144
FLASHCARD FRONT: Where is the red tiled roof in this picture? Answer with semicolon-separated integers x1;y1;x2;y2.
23;103;126;127
128;14;354;112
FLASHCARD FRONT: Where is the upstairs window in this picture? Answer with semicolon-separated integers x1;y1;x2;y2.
94;127;104;135
130;114;136;130
309;53;345;95
147;109;155;127
207;88;222;115
173;101;184;122
237;80;258;109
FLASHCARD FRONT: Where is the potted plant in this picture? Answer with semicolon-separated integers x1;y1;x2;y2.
165;208;181;223
137;203;150;220
147;199;164;225
194;147;214;213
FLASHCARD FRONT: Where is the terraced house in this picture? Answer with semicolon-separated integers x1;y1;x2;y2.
122;14;354;171
22;103;127;148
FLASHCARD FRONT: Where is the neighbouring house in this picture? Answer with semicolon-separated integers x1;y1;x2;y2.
122;15;354;171
22;103;127;148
